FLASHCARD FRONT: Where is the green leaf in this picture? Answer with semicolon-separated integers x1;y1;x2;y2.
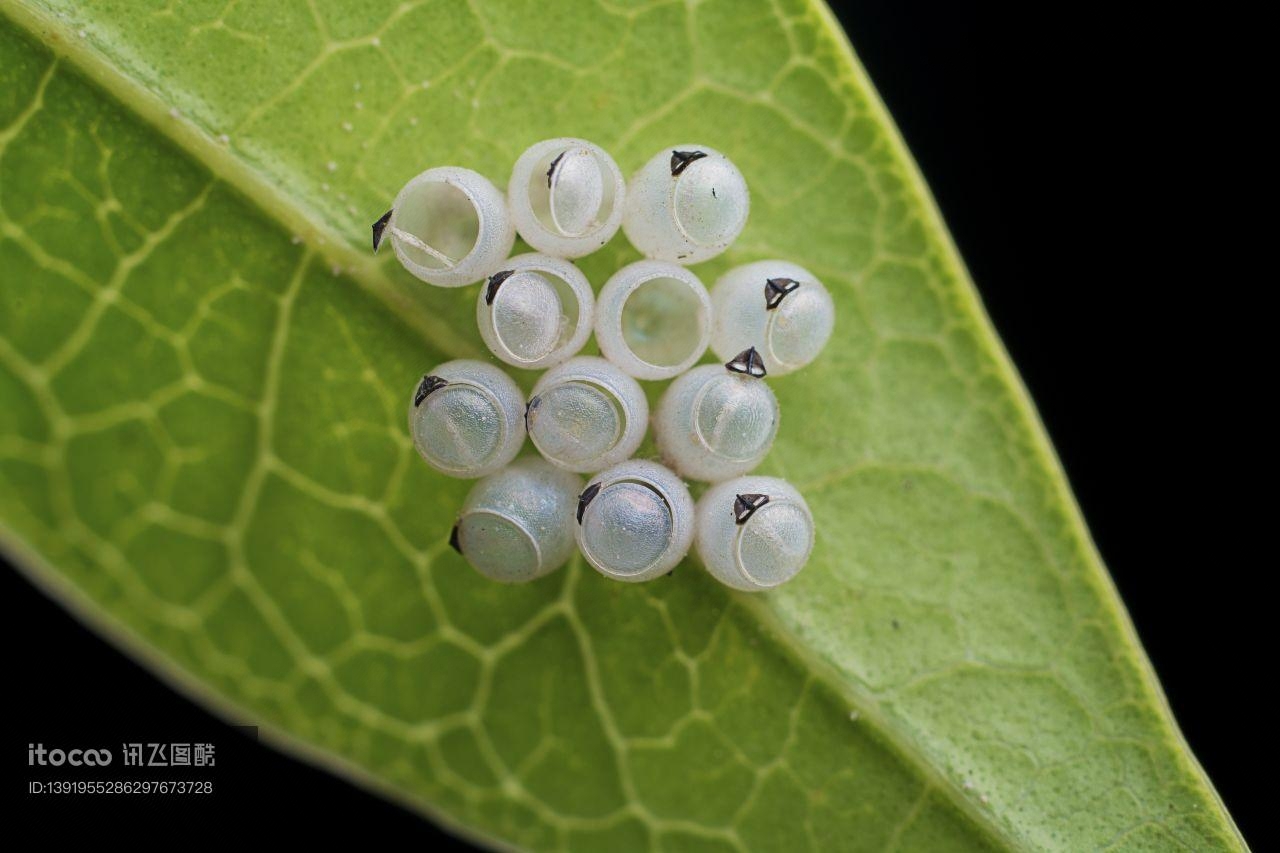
0;1;1240;849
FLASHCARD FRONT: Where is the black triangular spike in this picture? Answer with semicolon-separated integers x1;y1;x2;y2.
733;493;770;524
725;346;767;378
764;277;800;310
577;482;602;525
485;269;515;305
413;375;448;407
448;523;463;554
524;395;540;432
546;150;566;188
670;149;708;176
371;209;393;252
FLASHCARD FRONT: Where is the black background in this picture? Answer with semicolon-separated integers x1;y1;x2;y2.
5;1;1260;848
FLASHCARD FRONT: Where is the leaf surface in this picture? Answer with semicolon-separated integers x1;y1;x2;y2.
0;1;1240;849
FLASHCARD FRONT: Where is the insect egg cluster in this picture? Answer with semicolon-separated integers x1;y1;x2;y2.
378;138;835;590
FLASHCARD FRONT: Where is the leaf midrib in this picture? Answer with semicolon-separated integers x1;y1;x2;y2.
1;0;483;363
4;1;1231;850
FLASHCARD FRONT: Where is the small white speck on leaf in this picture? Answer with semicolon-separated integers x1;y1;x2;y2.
321;183;330;191
371;36;381;46
168;107;180;119
409;116;419;126
290;235;302;245
849;710;860;722
354;100;364;110
217;133;230;144
326;161;337;173
341;121;353;132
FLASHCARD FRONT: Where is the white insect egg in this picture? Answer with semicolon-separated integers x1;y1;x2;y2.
407;359;525;479
622;144;750;264
525;356;648;474
695;476;814;591
595;259;711;380
450;457;583;583
374;166;515;287
653;348;779;482
476;253;594;370
508;138;626;258
575;460;695;583
710;259;835;376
